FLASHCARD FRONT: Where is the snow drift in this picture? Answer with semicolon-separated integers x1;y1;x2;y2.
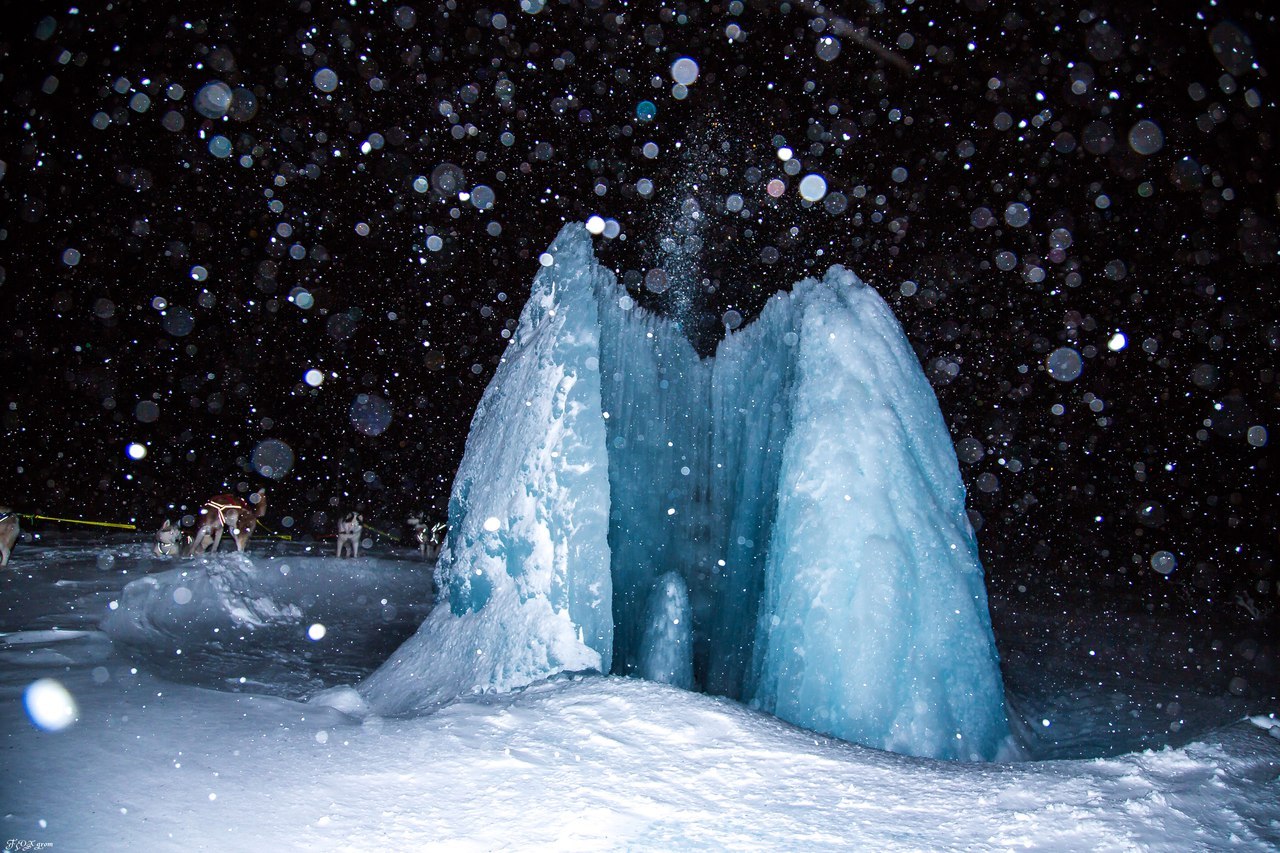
361;223;1010;760
101;553;305;643
101;552;431;643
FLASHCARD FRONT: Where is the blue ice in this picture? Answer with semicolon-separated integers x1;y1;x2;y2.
361;224;1010;760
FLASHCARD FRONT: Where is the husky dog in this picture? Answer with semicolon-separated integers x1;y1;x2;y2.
336;512;363;558
408;516;446;560
407;515;428;553
185;488;268;557
153;519;181;557
0;507;19;567
425;522;446;560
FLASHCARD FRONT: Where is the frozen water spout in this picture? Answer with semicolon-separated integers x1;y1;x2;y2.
362;223;1011;761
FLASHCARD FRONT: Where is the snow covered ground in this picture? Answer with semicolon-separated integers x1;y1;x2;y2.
2;536;1278;850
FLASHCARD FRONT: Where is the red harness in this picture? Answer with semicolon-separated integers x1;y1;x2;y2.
202;496;250;527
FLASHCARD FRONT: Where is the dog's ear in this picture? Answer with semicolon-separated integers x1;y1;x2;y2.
160;519;172;530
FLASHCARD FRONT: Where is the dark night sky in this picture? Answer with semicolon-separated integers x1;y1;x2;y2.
0;1;1276;616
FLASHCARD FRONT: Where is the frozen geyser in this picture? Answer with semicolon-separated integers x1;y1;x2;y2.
361;223;1010;760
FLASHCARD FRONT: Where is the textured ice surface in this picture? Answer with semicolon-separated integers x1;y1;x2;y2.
363;224;1009;759
749;268;1009;760
360;226;615;714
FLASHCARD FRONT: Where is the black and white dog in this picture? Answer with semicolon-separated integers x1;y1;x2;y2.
336;512;363;558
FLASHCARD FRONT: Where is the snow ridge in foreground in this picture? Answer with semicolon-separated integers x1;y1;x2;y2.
5;660;1278;851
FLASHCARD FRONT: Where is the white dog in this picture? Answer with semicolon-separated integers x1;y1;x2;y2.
336;512;363;558
153;519;181;557
0;507;19;567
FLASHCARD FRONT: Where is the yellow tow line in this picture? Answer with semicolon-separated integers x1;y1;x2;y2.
362;523;397;540
254;520;293;541
20;514;136;531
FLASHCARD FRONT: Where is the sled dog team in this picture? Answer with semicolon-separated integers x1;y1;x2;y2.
0;495;443;566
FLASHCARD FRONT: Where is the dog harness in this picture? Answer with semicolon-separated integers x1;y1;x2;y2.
203;499;249;527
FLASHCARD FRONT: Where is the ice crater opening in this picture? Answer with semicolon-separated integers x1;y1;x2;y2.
360;223;1011;761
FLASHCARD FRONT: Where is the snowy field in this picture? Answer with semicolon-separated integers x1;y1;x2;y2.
1;535;1277;851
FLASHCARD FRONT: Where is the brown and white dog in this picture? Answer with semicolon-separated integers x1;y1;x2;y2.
336;512;363;558
153;519;182;557
0;507;19;567
408;516;446;560
184;489;267;557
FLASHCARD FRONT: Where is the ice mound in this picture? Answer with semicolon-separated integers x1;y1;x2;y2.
362;223;1010;760
308;685;373;719
638;571;694;690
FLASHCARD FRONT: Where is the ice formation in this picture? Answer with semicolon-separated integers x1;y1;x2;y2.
638;571;694;689
359;227;615;712
362;223;1009;760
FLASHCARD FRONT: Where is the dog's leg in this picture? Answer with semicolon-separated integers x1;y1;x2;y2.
353;535;360;559
223;510;240;552
232;519;249;552
183;524;202;557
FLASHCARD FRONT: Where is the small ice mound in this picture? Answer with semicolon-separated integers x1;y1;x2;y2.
101;553;302;645
309;685;372;720
205;560;303;628
638;572;694;690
